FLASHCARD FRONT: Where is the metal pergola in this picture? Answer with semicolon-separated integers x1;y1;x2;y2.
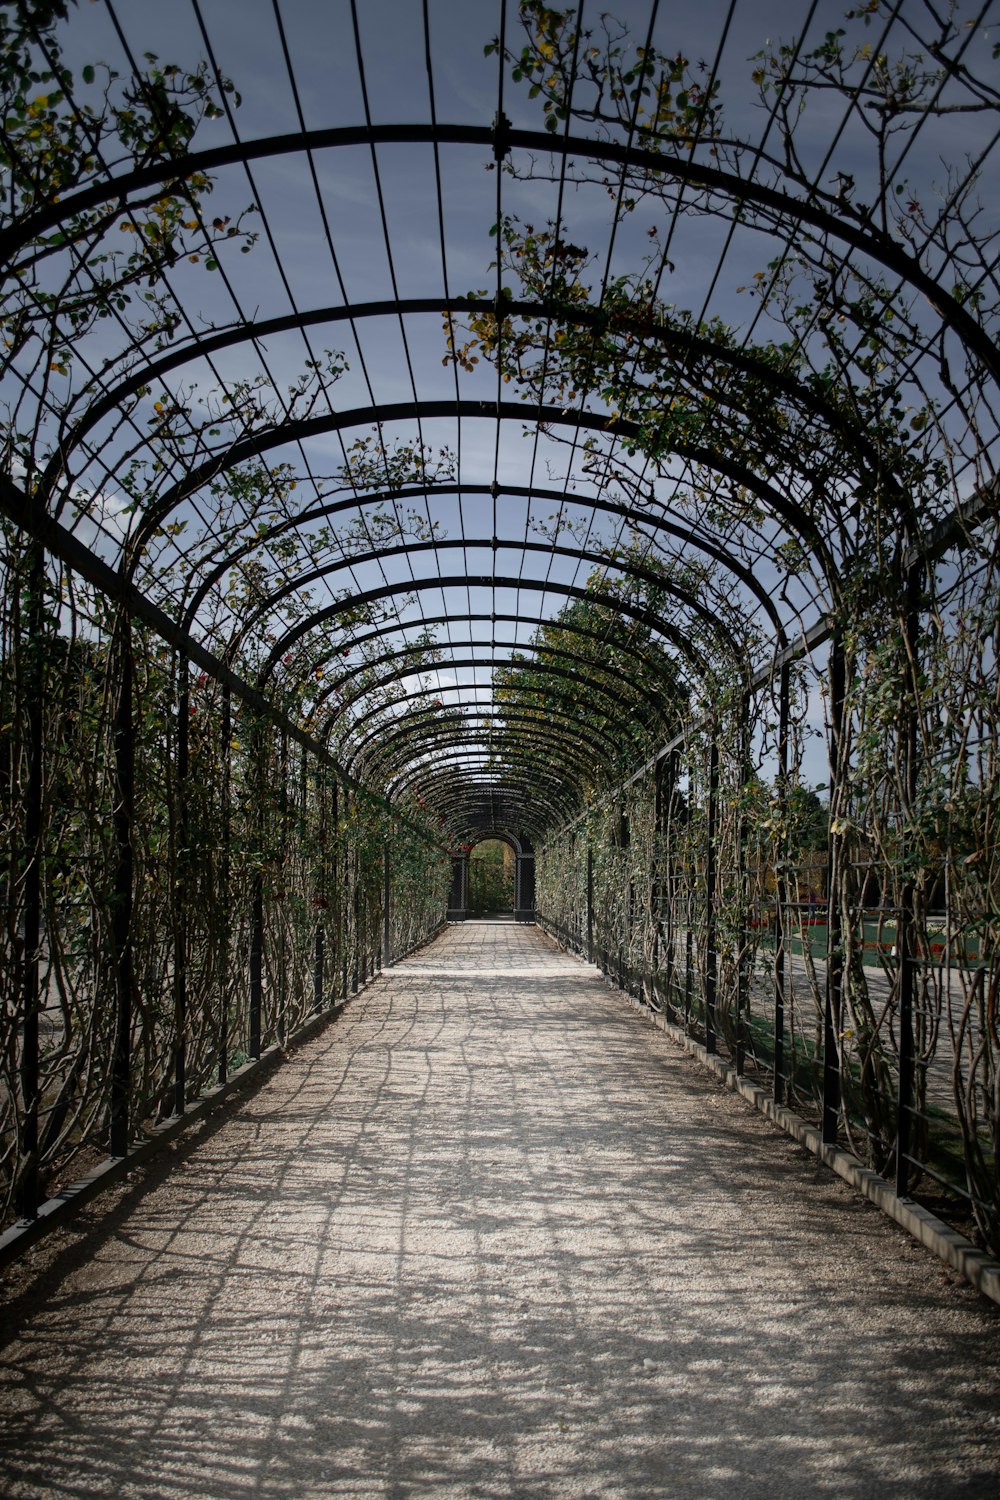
2;0;998;1255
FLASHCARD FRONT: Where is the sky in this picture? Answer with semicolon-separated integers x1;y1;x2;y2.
9;0;1000;808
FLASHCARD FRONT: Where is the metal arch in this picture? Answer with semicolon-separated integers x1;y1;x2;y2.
447;795;555;831
411;769;567;815
394;760;579;824
0;473;450;852
435;802;564;845
323;653;675;753
257;576;713;701
301;629;690;754
381;752;600;831
387;743;588;799
127;400;834;582
11;94;989;867
349;705;626;790
389;759;580;830
259;579;707;702
180;481;787;649
345;686;626;768
346;702;617;786
48;297;902;523
341;687;643;772
431;801;565;846
334;669;676;774
299;613;690;720
352;708;620;789
461;829;531;859
6;124;996;387
232;536;738;663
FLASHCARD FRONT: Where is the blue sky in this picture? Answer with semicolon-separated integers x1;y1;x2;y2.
13;0;1000;800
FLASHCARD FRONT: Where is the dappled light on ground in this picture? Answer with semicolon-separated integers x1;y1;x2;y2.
1;923;998;1498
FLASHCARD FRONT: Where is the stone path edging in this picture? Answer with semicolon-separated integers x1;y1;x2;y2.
610;977;1000;1307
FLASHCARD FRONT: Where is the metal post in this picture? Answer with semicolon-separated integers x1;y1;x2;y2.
685;921;693;1027
823;634;846;1146
110;613;135;1159
352;841;360;994
277;729;288;1045
313;762;326;1012
218;685;231;1083
173;658;188;1116
382;838;392;967
16;543;44;1219
736;693;750;1076
652;762;662;982
341;788;351;999
313;920;325;1010
331;779;341;996
661;752;678;1011
896;561;921;1198
249;871;263;1058
773;663;790;1104
248;723;263;1060
586;845;594;964
705;729;719;1056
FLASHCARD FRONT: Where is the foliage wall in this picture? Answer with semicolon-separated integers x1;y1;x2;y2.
0;545;449;1227
536;533;1000;1254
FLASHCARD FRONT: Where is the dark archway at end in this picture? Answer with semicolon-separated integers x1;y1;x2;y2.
447;829;535;925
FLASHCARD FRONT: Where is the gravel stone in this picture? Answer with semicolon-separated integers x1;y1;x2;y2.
1;920;999;1498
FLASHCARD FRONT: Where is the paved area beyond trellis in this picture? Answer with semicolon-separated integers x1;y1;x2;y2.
2;922;999;1499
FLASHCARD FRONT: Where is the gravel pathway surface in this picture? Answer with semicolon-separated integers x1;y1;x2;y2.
2;920;999;1499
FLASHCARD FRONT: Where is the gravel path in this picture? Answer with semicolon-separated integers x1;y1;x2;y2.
2;920;999;1499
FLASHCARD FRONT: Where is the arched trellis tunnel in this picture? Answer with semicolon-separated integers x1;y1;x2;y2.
0;0;998;1269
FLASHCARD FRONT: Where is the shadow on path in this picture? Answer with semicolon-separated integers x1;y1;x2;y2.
1;922;998;1499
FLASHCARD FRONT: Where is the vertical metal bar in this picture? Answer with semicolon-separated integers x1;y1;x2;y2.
313;920;325;1010
218;684;231;1083
352;839;360;994
823;634;846;1146
313;763;325;1012
331;780;343;997
248;722;263;1061
586;845;594;964
249;870;263;1059
686;747;697;1030
774;663;790;1105
16;543;45;1219
110;613;135;1159
382;837;391;968
735;694;750;1076
685;921;693;1028
652;764;660;975
705;729;719;1056
662;751;677;1011
896;561;921;1198
277;729;288;1045
173;657;188;1116
341;787;350;999
521;853;534;921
